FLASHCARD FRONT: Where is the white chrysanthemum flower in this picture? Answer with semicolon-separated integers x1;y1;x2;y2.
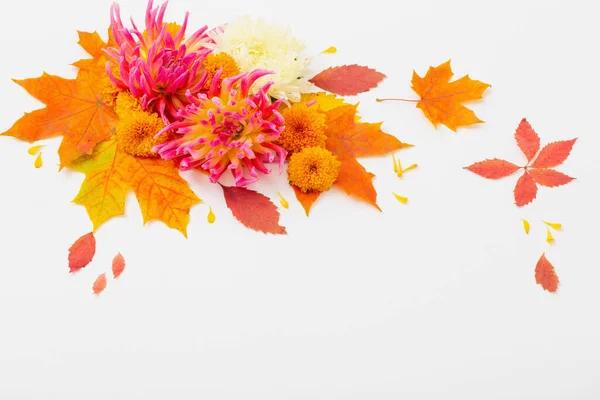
204;17;312;102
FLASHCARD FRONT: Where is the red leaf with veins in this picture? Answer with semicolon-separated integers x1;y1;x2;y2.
514;118;540;162
530;139;577;168
528;169;575;187
514;171;538;206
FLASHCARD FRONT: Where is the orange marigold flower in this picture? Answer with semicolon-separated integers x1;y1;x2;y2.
288;146;340;193
278;103;327;153
202;52;240;91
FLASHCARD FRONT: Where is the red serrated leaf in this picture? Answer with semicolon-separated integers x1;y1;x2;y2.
68;232;96;273
93;273;107;295
514;118;540;162
309;65;386;96
220;184;287;234
112;253;126;279
535;253;559;293
514;171;538;206
528;169;575;187
464;159;521;179
530;139;577;168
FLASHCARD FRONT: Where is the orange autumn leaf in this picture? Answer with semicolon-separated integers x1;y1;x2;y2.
69;138;201;236
535;253;559;293
335;155;380;211
309;65;386;96
68;232;96;273
93;273;107;295
112;253;126;279
220;184;287;234
465;118;576;207
72;29;116;76
2;70;117;167
292;185;321;216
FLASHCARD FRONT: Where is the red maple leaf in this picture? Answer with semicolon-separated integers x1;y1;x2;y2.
465;118;576;206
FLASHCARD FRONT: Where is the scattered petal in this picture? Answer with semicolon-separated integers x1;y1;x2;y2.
521;218;530;234
535;253;559;293
393;193;408;204
28;145;44;155
402;164;418;174
112;253;126;279
320;46;337;54
392;154;400;174
207;206;216;224
93;273;107;295
68;232;96;273
278;192;289;209
546;228;555;244
543;221;562;231
34;153;42;168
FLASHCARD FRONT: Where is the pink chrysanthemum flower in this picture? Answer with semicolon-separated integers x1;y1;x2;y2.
153;69;287;187
104;0;214;123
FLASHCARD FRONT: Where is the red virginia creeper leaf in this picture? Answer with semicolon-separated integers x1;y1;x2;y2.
535;253;559;293
93;273;107;295
514;118;540;162
220;184;287;234
530;139;577;168
464;159;521;179
112;253;126;279
309;65;386;96
528;169;575;187
514;171;538;206
68;232;96;273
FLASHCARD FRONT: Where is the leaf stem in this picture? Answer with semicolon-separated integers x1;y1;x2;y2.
376;97;419;103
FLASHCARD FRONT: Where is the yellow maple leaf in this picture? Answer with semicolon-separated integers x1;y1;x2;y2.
69;138;201;236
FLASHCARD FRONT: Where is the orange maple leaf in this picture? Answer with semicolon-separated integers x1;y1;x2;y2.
1;69;117;167
292;185;321;216
72;29;116;77
465;118;576;206
377;60;490;131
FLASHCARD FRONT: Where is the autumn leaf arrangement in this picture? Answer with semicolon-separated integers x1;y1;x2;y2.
1;0;412;293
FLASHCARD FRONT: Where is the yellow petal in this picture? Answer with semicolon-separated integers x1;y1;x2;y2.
320;46;337;54
278;192;289;209
546;228;555;244
34;153;43;168
28;144;45;155
542;220;562;230
392;154;399;174
402;164;418;173
521;218;530;234
393;193;408;204
207;206;216;224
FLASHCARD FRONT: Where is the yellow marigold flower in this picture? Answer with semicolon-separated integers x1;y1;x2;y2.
202;52;240;91
288;146;340;193
278;104;327;153
115;107;169;158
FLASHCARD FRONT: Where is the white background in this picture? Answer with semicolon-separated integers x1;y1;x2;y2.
0;0;598;398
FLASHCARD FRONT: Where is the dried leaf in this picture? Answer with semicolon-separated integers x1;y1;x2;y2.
528;169;575;187
278;192;289;209
546;228;555;244
28;145;44;155
393;193;408;204
34;153;42;169
112;253;126;279
320;46;337;54
93;273;107;295
68;232;96;273
207;207;216;224
530;139;577;169
69;138;200;236
298;92;347;112
410;60;490;131
542;221;562;230
220;184;287;234
464;159;520;179
514;118;540;162
2;70;117;167
514;171;538;206
292;185;321;216
73;29;116;76
535;253;559;293
309;65;386;96
336;155;380;211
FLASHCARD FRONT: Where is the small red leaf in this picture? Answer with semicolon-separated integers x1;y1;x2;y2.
220;184;287;234
112;253;126;279
309;65;386;96
68;232;96;273
528;169;575;187
514;118;540;162
93;273;107;295
514;171;538;206
535;253;559;293
464;158;520;179
530;139;577;168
